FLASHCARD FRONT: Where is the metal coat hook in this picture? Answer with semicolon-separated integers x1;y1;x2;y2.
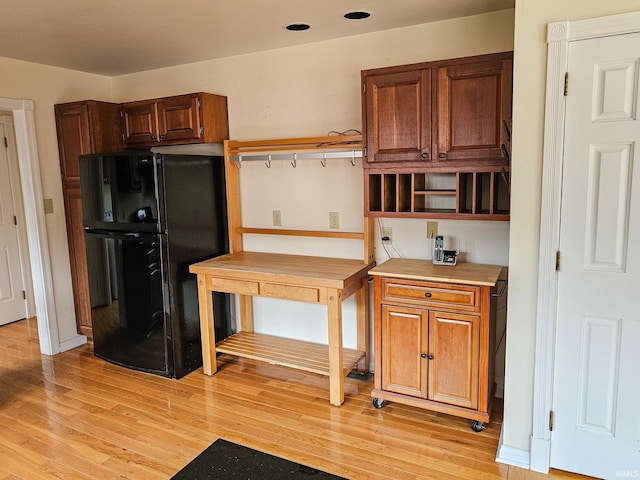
321;153;327;167
291;153;297;168
265;154;272;168
350;150;357;166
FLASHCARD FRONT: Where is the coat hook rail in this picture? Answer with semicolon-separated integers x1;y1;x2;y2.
229;149;363;164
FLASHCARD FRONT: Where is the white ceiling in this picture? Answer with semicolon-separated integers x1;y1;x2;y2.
0;0;514;76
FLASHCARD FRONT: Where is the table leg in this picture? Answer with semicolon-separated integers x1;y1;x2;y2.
355;281;370;373
239;294;254;333
197;275;217;375
327;288;344;406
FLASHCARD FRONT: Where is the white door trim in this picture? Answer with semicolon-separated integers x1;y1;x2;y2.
0;97;60;355
532;10;640;473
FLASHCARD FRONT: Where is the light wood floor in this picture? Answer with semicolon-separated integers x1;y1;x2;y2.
0;318;592;480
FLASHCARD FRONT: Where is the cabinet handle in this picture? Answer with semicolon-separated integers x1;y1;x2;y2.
421;151;429;159
438;153;447;159
424;292;432;298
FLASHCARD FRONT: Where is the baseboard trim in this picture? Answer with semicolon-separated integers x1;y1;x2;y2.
59;334;88;353
495;425;531;469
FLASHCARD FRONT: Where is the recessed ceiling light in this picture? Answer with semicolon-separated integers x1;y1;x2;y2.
285;23;311;31
344;11;371;20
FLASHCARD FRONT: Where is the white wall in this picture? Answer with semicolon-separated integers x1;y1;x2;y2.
0;57;113;344
504;0;640;454
112;9;514;350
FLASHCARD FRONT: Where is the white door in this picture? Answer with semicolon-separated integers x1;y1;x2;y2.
0;121;27;325
551;32;640;479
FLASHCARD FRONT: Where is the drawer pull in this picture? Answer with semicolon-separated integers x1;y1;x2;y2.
424;292;432;298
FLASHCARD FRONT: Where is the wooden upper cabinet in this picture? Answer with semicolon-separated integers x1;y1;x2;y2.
436;54;513;164
55;101;122;188
362;52;513;169
121;92;229;148
364;69;432;165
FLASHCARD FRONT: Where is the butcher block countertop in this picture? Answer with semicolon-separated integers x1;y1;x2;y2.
368;258;504;286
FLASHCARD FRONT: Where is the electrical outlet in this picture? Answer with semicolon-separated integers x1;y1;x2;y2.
382;227;392;242
427;221;438;239
272;210;282;226
329;212;340;229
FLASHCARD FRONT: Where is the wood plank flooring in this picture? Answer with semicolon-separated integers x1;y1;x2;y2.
0;318;591;480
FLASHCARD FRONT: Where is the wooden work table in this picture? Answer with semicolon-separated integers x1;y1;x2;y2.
189;251;375;406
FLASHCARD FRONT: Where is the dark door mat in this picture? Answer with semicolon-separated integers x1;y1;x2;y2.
171;439;347;479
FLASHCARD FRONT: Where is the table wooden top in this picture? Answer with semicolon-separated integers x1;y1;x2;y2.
190;251;375;289
368;258;504;286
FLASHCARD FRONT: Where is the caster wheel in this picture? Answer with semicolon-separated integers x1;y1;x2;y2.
372;398;385;409
471;420;485;432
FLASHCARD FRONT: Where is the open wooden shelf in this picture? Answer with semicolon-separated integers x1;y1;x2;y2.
366;168;510;220
216;331;366;378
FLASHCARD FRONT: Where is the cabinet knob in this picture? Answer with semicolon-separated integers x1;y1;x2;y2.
438;153;447;159
421;151;429;159
159;135;166;141
421;353;427;358
151;135;157;141
427;354;434;360
424;292;432;298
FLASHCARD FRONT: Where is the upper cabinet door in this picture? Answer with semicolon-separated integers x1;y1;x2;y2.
436;55;512;164
55;103;93;188
364;68;432;166
156;94;202;143
120;100;159;146
55;100;122;188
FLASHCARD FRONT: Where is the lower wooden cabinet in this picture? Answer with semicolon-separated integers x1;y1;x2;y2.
369;258;503;431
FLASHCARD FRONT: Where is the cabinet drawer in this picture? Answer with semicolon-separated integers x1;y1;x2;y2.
260;283;320;303
382;278;479;312
209;277;259;296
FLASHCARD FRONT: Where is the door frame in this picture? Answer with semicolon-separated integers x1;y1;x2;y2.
532;10;640;473
0;97;60;355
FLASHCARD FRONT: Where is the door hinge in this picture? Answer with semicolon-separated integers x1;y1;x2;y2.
198;99;202;108
362;83;366;94
199;126;204;135
22;290;26;300
549;410;554;431
14;215;17;225
555;251;561;271
363;146;367;157
120;109;124;118
4;137;7;148
564;72;569;96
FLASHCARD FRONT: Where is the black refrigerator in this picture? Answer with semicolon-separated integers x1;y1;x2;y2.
79;145;231;378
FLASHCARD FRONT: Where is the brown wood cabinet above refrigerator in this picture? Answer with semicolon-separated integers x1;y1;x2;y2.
120;92;229;148
362;51;513;169
55;100;122;337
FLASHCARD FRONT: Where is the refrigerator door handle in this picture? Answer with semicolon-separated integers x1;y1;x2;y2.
84;228;154;241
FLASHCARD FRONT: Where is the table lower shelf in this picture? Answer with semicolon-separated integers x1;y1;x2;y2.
216;331;365;377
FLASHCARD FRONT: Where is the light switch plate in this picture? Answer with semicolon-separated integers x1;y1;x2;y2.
43;198;54;214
